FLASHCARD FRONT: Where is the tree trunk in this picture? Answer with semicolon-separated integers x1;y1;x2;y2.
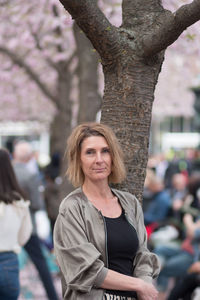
57;0;200;201
101;53;164;201
49;65;74;198
50;65;72;156
73;22;102;124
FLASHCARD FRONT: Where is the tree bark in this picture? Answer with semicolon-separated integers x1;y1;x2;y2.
73;22;102;124
59;0;200;201
101;52;164;200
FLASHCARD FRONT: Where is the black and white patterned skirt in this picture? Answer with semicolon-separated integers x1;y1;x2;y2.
103;293;136;300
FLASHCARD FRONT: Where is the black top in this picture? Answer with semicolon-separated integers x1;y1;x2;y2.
104;210;139;298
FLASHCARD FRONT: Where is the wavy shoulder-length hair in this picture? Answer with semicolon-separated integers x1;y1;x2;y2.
0;148;26;203
66;122;126;187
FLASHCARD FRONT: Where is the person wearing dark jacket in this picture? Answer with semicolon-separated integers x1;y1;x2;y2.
144;176;171;226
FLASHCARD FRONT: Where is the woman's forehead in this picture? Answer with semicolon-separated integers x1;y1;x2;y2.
81;135;108;148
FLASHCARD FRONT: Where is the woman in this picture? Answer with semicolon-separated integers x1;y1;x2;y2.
0;148;32;300
54;122;160;300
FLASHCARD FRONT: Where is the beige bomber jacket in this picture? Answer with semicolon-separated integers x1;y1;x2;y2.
53;187;160;300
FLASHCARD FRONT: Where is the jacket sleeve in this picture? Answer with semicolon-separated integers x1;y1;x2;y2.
132;197;160;283
53;199;108;293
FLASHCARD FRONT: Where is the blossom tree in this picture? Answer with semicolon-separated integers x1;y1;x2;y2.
58;0;200;200
0;0;200;199
0;0;103;157
154;0;200;119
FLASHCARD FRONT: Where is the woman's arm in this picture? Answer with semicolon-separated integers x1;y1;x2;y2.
101;269;158;300
18;206;32;246
53;199;108;293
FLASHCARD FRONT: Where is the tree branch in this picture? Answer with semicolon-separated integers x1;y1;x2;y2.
140;0;200;57
175;0;200;30
0;46;59;107
58;0;121;62
55;50;77;75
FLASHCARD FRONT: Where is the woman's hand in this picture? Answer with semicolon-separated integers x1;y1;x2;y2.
137;280;158;300
101;270;158;299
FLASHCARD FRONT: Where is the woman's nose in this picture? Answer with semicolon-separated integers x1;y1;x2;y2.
95;152;103;162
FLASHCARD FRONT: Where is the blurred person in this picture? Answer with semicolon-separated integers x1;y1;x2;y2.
143;168;154;214
43;152;62;247
167;213;200;300
147;153;169;181
185;173;200;211
144;175;171;226
164;151;191;190
149;173;188;246
26;149;45;185
44;175;62;245
164;173;200;240
13;141;59;300
44;152;61;181
154;211;200;298
0;148;32;300
54;122;160;300
26;150;40;175
166;180;200;300
167;263;200;300
143;168;155;210
168;173;188;223
155;153;169;181
170;173;187;202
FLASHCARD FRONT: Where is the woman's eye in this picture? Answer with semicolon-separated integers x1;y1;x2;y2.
86;150;94;155
102;148;110;153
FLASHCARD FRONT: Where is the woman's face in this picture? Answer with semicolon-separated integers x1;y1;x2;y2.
80;135;112;184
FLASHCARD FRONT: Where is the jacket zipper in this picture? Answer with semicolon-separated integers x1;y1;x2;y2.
99;211;109;267
99;211;108;299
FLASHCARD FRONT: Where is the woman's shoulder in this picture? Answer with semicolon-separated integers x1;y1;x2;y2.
59;187;85;213
112;188;142;213
112;188;139;203
13;199;30;208
0;198;30;209
0;199;30;219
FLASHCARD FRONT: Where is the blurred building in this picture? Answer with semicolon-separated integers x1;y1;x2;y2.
150;50;200;154
0;121;50;166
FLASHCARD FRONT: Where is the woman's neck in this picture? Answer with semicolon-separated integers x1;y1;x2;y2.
82;180;121;217
82;180;113;202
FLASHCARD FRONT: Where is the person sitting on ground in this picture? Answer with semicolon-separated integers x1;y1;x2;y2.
167;262;200;300
143;175;171;227
167;211;200;300
154;211;200;298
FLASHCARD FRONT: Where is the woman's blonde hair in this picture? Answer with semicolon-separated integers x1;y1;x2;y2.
66;122;126;187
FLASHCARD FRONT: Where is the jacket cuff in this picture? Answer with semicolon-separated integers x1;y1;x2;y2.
93;266;108;288
138;275;152;283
